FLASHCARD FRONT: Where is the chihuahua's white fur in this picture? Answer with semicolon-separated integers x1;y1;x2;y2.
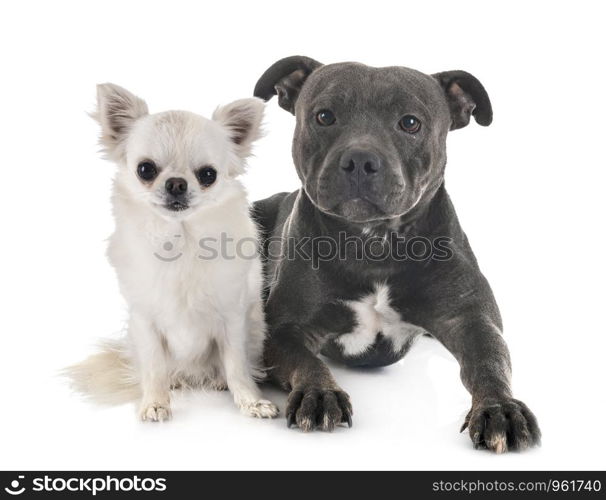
66;84;277;421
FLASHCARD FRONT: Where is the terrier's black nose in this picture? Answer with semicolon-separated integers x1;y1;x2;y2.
340;150;382;175
165;177;188;196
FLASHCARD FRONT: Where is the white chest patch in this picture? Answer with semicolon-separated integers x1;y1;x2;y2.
336;284;427;356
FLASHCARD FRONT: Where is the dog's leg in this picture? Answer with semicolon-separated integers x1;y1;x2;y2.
246;299;268;380
433;315;541;452
219;315;278;419
129;312;171;422
265;324;353;432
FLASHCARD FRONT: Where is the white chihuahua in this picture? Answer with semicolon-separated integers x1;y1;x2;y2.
67;84;277;421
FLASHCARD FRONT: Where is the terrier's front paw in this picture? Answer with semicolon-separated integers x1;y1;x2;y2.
462;397;541;453
241;399;279;419
140;403;172;422
286;387;353;432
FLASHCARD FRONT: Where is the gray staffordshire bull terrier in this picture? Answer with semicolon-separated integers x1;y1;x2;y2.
252;56;540;452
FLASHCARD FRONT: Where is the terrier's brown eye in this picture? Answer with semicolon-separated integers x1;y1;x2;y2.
316;109;336;126
137;161;158;181
196;166;217;187
398;115;421;134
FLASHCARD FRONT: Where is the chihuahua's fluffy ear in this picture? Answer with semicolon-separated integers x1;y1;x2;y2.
93;83;148;161
212;97;264;175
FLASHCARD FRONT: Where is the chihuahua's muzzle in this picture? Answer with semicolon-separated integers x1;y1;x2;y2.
165;177;189;211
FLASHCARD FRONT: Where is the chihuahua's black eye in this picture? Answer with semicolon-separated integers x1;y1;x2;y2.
196;166;217;187
137;161;158;181
399;115;421;134
316;109;336;126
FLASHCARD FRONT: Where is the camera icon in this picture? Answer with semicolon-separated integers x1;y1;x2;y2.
4;476;25;495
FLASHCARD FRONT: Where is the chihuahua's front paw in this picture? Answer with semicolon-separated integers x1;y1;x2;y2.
206;374;228;391
140;402;172;422
462;397;541;453
240;399;279;419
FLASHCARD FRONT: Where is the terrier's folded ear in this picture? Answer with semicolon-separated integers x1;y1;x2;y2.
93;83;149;161
212;97;265;175
432;71;492;130
253;56;323;114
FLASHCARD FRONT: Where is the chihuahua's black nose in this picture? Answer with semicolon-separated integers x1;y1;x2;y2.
165;177;188;196
340;150;381;175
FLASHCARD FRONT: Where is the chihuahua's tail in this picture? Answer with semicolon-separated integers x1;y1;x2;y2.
62;339;140;405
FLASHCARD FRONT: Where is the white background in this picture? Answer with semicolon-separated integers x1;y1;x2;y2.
1;0;604;471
